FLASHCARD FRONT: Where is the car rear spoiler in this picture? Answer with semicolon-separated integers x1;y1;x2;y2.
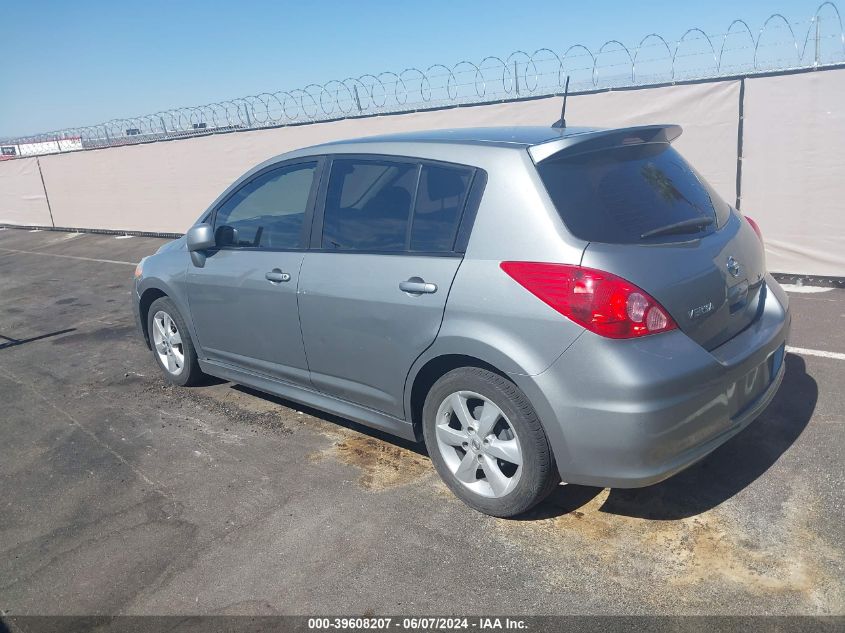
528;124;683;163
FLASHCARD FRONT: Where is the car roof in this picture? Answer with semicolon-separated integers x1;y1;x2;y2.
318;126;601;150
261;124;682;175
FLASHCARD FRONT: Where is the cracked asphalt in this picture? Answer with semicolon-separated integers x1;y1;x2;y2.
0;228;843;616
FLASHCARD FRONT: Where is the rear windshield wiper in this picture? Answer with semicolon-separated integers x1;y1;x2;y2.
640;217;713;239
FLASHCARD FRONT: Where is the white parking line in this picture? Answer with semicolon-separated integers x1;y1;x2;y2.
781;284;834;293
786;346;845;361
0;247;135;266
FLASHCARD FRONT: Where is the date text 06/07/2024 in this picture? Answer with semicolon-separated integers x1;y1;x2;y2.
307;617;528;630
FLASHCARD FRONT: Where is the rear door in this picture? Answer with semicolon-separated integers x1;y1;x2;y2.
186;159;321;384
298;157;476;418
534;137;766;350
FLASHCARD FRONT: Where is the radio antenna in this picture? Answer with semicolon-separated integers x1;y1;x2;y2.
552;76;570;129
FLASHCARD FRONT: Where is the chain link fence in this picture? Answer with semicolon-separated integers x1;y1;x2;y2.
2;2;844;157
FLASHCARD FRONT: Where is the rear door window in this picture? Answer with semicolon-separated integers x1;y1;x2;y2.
322;159;417;251
536;144;731;243
321;158;475;253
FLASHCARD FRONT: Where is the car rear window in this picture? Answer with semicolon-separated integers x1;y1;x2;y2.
536;143;731;243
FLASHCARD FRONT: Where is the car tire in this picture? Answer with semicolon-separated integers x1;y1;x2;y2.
146;296;204;387
422;367;560;517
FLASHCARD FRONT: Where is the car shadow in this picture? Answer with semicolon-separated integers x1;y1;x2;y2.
529;352;817;521
216;354;814;522
230;384;428;457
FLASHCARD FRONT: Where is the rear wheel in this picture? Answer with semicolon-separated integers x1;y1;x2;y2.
422;367;559;517
147;297;203;387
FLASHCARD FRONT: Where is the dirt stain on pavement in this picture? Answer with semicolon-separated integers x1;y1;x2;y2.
311;435;432;491
496;486;843;612
167;378;433;490
134;379;291;436
195;382;289;418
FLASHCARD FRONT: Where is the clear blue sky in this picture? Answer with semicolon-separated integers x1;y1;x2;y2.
0;0;823;137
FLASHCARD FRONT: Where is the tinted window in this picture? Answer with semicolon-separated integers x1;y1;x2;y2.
410;165;472;252
322;160;416;251
537;144;731;244
215;162;317;249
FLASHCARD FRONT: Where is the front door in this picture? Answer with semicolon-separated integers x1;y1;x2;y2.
186;159;321;385
298;157;475;418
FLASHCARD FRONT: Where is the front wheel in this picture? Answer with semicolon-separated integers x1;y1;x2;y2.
147;296;204;387
422;367;560;517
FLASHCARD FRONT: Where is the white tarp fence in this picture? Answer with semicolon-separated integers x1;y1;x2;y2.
1;68;843;276
0;157;53;227
741;68;845;277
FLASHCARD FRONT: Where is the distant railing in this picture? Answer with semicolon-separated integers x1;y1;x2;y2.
2;2;843;156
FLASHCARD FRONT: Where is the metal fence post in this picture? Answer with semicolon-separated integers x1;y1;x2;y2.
35;157;56;227
734;77;746;210
353;85;363;112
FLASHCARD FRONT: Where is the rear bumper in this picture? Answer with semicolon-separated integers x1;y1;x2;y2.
513;275;791;488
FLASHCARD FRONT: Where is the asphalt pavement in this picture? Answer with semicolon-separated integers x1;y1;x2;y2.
0;228;843;616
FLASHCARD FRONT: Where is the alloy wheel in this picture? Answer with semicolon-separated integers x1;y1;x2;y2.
434;390;523;498
151;310;185;376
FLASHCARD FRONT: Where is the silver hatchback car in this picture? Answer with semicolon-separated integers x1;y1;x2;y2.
133;125;790;517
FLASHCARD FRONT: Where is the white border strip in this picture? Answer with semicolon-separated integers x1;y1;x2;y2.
0;247;135;266
786;346;845;361
781;284;834;294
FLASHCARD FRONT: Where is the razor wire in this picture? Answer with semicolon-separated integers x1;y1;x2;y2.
2;1;844;154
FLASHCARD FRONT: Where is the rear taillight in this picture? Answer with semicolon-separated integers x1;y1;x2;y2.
500;262;677;339
745;216;763;243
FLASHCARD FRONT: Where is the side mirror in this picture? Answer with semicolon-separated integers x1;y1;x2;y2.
186;223;215;267
187;223;215;252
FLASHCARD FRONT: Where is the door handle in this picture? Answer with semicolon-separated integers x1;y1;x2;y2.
265;269;291;283
399;278;437;295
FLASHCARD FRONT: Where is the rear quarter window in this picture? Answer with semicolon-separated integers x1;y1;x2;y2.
537;144;731;244
410;165;473;252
